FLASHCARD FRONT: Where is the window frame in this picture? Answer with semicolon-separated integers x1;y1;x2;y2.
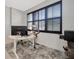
27;1;62;34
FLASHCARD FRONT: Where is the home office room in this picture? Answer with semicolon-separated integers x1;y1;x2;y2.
5;0;74;59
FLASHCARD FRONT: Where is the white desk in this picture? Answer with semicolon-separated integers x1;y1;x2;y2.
9;35;27;59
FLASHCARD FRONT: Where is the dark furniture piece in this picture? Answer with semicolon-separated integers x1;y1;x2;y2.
60;31;74;59
11;26;28;36
64;31;74;42
60;31;74;42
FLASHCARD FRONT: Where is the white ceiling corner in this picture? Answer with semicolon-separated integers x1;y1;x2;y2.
5;0;45;11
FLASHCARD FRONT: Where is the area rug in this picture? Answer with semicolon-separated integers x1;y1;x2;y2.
5;41;67;59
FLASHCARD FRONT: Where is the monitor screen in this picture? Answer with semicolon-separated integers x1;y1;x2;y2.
11;26;28;36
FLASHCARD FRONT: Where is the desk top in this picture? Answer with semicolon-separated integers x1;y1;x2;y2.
9;35;28;40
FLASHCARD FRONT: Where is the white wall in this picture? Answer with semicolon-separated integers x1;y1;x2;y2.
62;0;74;33
5;7;11;40
12;8;26;26
5;7;27;40
26;0;74;51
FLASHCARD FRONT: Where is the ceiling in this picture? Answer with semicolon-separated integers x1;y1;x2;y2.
5;0;45;11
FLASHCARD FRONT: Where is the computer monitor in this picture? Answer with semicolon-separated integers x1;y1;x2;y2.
11;26;28;36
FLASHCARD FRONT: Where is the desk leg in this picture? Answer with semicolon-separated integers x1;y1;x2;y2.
14;40;19;59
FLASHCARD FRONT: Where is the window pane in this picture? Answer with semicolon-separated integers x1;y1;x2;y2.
47;19;60;31
34;21;39;30
28;14;32;21
47;20;53;31
47;6;53;18
52;4;61;17
41;9;45;19
39;21;45;30
52;19;60;31
39;9;45;20
34;12;38;20
28;22;32;29
47;4;61;18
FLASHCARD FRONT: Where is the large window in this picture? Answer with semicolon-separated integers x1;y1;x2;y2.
27;1;62;34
